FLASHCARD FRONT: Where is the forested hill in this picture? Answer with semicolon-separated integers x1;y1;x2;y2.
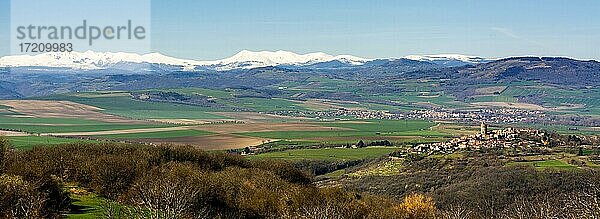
458;57;600;87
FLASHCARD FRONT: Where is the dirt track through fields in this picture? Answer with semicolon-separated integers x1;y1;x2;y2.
0;130;29;137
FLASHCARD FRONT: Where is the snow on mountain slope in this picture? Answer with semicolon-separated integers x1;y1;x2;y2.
200;50;371;70
403;54;493;67
0;51;202;70
0;50;492;71
0;50;370;71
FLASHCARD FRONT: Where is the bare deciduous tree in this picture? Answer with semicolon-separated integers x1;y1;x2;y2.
439;204;473;219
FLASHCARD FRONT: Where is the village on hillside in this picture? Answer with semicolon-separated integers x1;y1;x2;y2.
411;122;559;154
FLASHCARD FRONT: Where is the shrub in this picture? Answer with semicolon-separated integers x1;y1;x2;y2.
0;136;11;173
207;167;295;218
0;174;70;218
251;159;313;184
123;162;209;218
399;193;437;219
0;174;44;218
155;145;249;171
90;155;147;199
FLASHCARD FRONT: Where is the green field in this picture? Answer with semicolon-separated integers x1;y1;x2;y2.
240;130;447;139
0;117;103;125
36;91;309;118
99;129;211;139
36;93;228;119
153;88;233;98
252;147;400;161
8;136;97;150
277;76;360;93
1;122;173;134
469;85;600;115
0;111;18;116
277;78;468;111
323;120;434;132
228;97;309;112
239;120;447;140
0;114;177;134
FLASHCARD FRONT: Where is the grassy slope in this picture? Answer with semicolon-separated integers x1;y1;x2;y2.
36;93;227;119
469;85;600;115
8;136;97;150
227;97;309;112
67;193;106;219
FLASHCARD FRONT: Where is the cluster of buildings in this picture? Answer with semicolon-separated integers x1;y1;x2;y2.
411;122;550;154
403;108;546;124
268;110;397;120
269;108;546;124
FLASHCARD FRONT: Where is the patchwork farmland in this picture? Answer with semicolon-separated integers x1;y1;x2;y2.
0;91;451;150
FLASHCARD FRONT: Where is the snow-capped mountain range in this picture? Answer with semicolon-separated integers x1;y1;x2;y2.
205;50;371;70
403;54;492;67
0;50;491;71
0;51;203;71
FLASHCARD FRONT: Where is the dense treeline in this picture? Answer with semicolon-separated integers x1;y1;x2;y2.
293;159;367;176
0;137;437;219
519;130;600;147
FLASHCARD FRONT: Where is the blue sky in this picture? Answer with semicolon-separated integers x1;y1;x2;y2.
0;0;7;56
2;0;600;60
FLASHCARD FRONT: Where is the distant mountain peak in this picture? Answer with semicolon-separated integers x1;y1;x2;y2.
0;51;201;70
0;50;372;71
403;54;493;67
205;50;371;70
0;50;509;71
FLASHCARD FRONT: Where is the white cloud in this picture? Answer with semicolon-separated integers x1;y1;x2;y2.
490;27;546;48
